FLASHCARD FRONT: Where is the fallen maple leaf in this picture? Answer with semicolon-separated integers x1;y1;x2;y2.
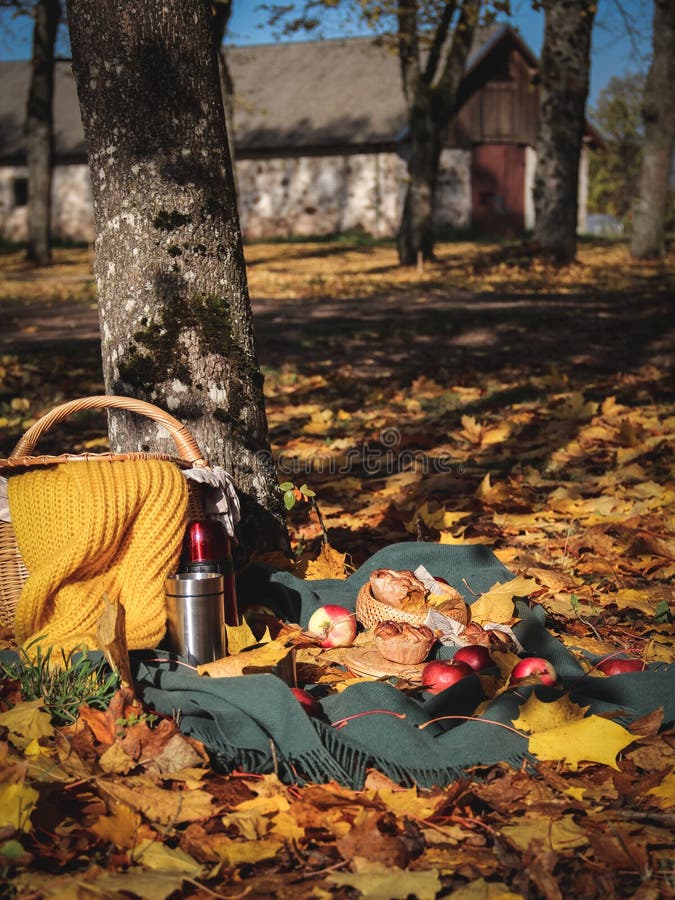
102;777;215;825
443;878;524;899
329;861;442;900
0;699;54;750
196;639;294;679
134;839;204;875
91;801;145;849
470;575;537;624
527;715;640;771
0;783;39;832
501;813;588;852
303;542;348;579
511;694;590;734
224;618;266;655
646;772;675;809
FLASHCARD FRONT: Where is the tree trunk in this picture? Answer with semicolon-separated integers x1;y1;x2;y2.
396;0;480;266
533;0;596;263
25;0;60;265
630;0;675;259
210;0;238;197
67;0;289;558
397;93;439;266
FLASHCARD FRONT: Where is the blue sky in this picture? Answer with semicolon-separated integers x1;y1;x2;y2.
0;0;653;110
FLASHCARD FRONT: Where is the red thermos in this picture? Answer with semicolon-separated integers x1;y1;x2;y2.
181;519;239;626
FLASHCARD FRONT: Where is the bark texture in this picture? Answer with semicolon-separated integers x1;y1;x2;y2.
397;0;480;266
533;0;596;263
25;0;61;265
67;0;289;558
630;0;675;259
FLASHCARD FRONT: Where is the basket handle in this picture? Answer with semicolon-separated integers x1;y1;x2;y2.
10;395;208;466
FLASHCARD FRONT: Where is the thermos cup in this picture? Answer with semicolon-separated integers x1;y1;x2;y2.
180;518;239;626
165;571;226;665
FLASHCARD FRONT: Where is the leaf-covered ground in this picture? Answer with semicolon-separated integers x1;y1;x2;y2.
0;239;674;898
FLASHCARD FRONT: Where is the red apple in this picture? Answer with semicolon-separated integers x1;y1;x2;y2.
453;644;492;672
307;604;357;648
290;687;322;717
510;657;557;687
421;659;473;694
596;657;645;675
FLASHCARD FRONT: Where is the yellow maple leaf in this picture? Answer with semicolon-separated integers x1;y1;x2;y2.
269;810;306;841
469;575;537;624
439;532;493;545
212;837;284;866
0;783;39;832
445;877;525;899
552;392;598;421
134;839;204;875
646;772;675;809
501;814;588;852
91;802;143;850
512;694;589;734
604;588;658;615
104;778;215;825
197;640;294;678
303;542;348;580
302;408;335;434
371;787;439;819
410;501;470;532
329;863;442;900
0;699;54;750
224;619;264;655
528;715;639;771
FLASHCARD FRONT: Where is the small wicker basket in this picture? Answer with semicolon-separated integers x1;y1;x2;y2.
355;582;471;630
0;395;210;629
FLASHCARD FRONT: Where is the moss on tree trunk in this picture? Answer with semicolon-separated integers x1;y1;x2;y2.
68;0;289;559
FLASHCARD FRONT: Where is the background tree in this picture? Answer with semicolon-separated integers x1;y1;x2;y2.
587;72;645;222
630;0;675;259
210;0;238;188
395;0;481;265
67;0;289;558
25;0;60;265
1;0;62;263
533;0;596;263
266;0;486;266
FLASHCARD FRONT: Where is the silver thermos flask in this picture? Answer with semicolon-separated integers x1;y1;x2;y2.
164;572;226;665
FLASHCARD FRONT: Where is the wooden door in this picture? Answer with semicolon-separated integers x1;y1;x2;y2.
471;144;526;236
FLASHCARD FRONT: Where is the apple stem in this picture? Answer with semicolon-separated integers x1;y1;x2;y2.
331;710;408;729
418;715;528;738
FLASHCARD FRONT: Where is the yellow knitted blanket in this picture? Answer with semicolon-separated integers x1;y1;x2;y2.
9;459;188;658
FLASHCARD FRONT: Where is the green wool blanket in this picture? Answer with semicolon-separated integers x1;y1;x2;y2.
131;543;674;789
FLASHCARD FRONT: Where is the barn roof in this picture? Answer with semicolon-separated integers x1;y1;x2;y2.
0;24;536;162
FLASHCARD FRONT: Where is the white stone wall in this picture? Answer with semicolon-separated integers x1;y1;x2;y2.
1;149;475;243
0;163;94;243
434;149;472;230
52;164;95;242
237;149;472;239
524;145;537;232
577;145;589;233
236;151;408;239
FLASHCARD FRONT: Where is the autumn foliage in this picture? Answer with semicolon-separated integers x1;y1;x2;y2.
0;239;673;897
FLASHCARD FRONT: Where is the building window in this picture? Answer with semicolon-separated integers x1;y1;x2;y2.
13;177;28;207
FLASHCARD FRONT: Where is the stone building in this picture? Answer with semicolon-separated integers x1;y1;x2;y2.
0;26;596;244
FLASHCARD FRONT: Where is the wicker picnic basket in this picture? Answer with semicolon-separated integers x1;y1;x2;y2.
355;581;471;630
0;395;210;629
